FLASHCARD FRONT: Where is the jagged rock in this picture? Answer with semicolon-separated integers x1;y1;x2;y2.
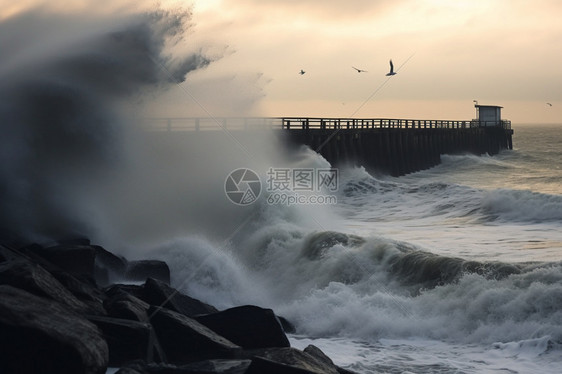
0;259;90;313
116;359;251;374
148;305;241;364
177;359;252;374
0;243;106;315
26;243;127;286
304;345;359;374
244;347;339;374
51;269;107;315
126;260;170;284
114;361;150;374
105;283;146;300
302;345;358;374
104;289;150;322
303;345;334;366
196;305;290;349
336;366;361;374
278;316;297;334
0;244;23;262
143;277;218;317
0;285;108;374
87;315;164;366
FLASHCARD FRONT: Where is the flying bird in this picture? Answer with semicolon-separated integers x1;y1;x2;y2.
385;59;396;76
547;102;553;106
352;66;368;73
299;69;306;75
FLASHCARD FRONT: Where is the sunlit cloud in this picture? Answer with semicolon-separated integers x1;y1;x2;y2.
2;0;562;122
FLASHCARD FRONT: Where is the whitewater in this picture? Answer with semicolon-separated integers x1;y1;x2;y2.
142;125;562;374
1;5;561;374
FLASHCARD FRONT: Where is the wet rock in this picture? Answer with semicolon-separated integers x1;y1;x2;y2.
0;244;23;262
196;305;290;349
143;277;218;317
0;285;108;374
104;289;150;322
52;270;107;315
301;345;358;374
148;305;241;364
105;283;146;300
178;359;252;374
87;315;164;366
0;259;90;313
245;347;339;374
303;345;334;366
116;359;252;374
126;260;170;284
278;316;297;334
26;243;127;286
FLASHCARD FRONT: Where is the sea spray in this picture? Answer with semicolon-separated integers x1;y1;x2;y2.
0;5;211;241
0;4;293;247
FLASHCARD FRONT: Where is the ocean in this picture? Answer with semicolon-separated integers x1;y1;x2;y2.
1;9;560;373
140;124;561;374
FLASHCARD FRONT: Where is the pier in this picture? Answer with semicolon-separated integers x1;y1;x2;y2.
144;111;513;177
281;117;513;176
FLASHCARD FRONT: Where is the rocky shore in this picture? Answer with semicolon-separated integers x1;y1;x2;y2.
0;238;358;374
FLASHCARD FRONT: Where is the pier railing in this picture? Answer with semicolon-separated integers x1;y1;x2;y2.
280;117;511;130
140;117;511;131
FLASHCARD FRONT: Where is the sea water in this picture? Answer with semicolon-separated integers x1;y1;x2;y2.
154;124;562;374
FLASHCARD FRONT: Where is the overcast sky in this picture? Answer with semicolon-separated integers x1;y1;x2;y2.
3;0;561;124
184;0;562;124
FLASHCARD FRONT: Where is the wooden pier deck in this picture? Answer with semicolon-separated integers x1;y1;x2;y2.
143;116;514;176
281;117;513;176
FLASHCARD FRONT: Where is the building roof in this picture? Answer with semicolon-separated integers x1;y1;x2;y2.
475;104;503;109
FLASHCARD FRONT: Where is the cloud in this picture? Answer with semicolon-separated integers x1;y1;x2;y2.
216;0;399;21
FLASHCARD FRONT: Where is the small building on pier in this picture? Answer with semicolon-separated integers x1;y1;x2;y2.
475;104;503;127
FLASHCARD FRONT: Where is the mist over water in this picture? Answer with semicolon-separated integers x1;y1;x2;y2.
0;5;297;247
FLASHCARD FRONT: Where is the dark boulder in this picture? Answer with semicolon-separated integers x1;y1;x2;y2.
0;244;23;262
0;285;108;374
6;243;107;314
126;260;170;284
26;243;127;286
196;305;290;349
304;345;359;374
87;315;164;366
0;259;90;313
105;283;146;300
143;277;218;317
148;305;241;364
50;269;107;315
303;345;334;366
279;316;297;333
176;359;251;374
104;289;150;322
245;347;339;374
116;359;251;374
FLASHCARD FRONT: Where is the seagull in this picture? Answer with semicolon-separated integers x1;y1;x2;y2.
352;66;368;73
299;69;306;75
546;102;553;106
385;59;396;76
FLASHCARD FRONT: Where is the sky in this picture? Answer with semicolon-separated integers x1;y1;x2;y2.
183;0;562;124
2;0;562;124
